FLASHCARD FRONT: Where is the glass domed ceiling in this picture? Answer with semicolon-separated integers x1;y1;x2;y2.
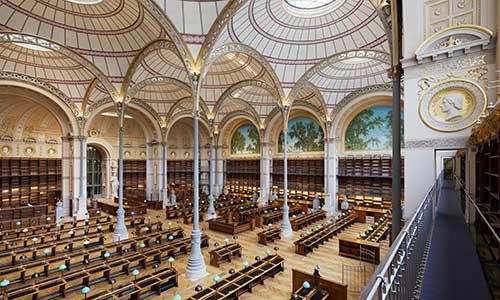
283;0;343;17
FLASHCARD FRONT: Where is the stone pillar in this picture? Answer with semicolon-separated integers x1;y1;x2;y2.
323;137;338;216
200;143;210;193
75;136;88;220
61;137;73;218
146;142;161;202
259;142;271;206
113;103;129;242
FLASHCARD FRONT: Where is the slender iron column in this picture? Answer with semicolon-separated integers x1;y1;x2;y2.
76;136;88;220
161;142;168;207
281;106;292;238
113;103;129;241
186;74;208;280
391;74;402;241
206;136;216;219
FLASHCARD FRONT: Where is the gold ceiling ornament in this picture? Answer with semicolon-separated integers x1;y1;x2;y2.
470;103;500;145
419;79;486;132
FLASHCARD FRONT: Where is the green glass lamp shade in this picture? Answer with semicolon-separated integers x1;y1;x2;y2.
265;249;272;255
43;248;50;255
303;281;311;289
131;269;140;276
212;275;220;282
139;243;146;248
168;257;175;263
173;295;182;300
103;252;110;258
81;286;90;294
168;235;174;240
58;264;67;271
0;279;10;287
243;260;249;267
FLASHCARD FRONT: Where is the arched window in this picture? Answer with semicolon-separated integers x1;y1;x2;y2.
86;146;103;198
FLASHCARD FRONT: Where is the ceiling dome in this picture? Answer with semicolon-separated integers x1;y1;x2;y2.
209;0;388;89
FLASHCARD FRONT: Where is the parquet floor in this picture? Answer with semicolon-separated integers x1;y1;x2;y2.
41;209;389;300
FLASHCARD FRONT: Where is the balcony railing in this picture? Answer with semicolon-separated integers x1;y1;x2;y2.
359;174;441;300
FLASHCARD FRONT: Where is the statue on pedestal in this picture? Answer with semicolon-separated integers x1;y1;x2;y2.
313;193;321;210
170;190;177;206
111;176;119;200
271;191;278;202
55;198;64;220
341;195;349;211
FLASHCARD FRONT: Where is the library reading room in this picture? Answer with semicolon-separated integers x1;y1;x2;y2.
0;0;499;300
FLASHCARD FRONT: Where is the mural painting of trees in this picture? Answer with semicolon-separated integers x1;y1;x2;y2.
345;105;404;151
231;124;260;155
278;117;324;153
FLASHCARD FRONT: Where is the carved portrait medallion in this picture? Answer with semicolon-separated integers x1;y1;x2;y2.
419;79;486;132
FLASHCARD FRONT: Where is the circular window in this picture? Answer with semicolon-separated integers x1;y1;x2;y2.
65;0;103;4
283;0;343;17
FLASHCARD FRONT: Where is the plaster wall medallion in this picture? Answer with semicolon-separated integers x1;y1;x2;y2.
183;152;190;158
170;151;176;159
25;147;34;155
124;151;131;158
419;79;486;132
48;148;56;155
140;151;146;158
1;145;10;154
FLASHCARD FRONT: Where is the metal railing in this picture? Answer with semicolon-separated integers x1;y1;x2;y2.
359;174;442;300
455;177;500;298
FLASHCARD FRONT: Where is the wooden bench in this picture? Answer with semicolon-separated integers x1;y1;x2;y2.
188;254;285;300
258;227;281;245
291;210;327;231
209;243;242;267
294;214;357;256
0;214;55;231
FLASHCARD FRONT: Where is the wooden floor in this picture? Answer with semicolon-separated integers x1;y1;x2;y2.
51;208;389;300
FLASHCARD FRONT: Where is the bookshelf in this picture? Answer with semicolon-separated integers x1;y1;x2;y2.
167;160;194;187
476;137;500;215
0;158;62;207
271;159;325;207
123;160;146;194
337;156;404;209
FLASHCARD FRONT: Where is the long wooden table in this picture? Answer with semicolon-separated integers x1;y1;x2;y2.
291;269;347;300
291;210;327;231
257;227;281;245
188;254;285;300
294;214;357;256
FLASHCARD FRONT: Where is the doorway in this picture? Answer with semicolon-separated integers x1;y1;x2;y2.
87;146;103;198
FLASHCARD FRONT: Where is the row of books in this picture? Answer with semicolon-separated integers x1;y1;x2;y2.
272;159;324;176
338;157;404;178
226;160;260;174
1;158;62;177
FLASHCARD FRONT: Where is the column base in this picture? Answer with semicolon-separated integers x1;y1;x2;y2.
113;208;129;242
257;197;268;207
205;196;217;220
75;197;88;220
280;222;293;239
112;231;129;242
186;230;208;280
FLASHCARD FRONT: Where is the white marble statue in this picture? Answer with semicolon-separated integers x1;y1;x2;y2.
170;190;177;206
312;193;321;210
341;195;349;211
111;176;119;199
223;188;229;196
202;185;209;195
55;199;64;220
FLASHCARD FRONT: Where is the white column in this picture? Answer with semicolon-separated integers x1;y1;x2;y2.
323;137;338;217
200;144;209;191
186;76;208;280
161;142;168;208
61;137;72;218
465;146;477;224
146;142;161;202
281;107;293;238
75;136;88;220
206;136;216;219
113;103;129;241
259;142;271;206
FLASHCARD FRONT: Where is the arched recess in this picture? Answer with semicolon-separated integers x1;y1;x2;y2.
264;108;326;158
0;81;79;137
330;89;403;156
85;141;113;199
218;115;262;153
84;102;162;143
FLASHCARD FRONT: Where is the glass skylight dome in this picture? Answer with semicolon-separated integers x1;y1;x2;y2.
283;0;343;17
